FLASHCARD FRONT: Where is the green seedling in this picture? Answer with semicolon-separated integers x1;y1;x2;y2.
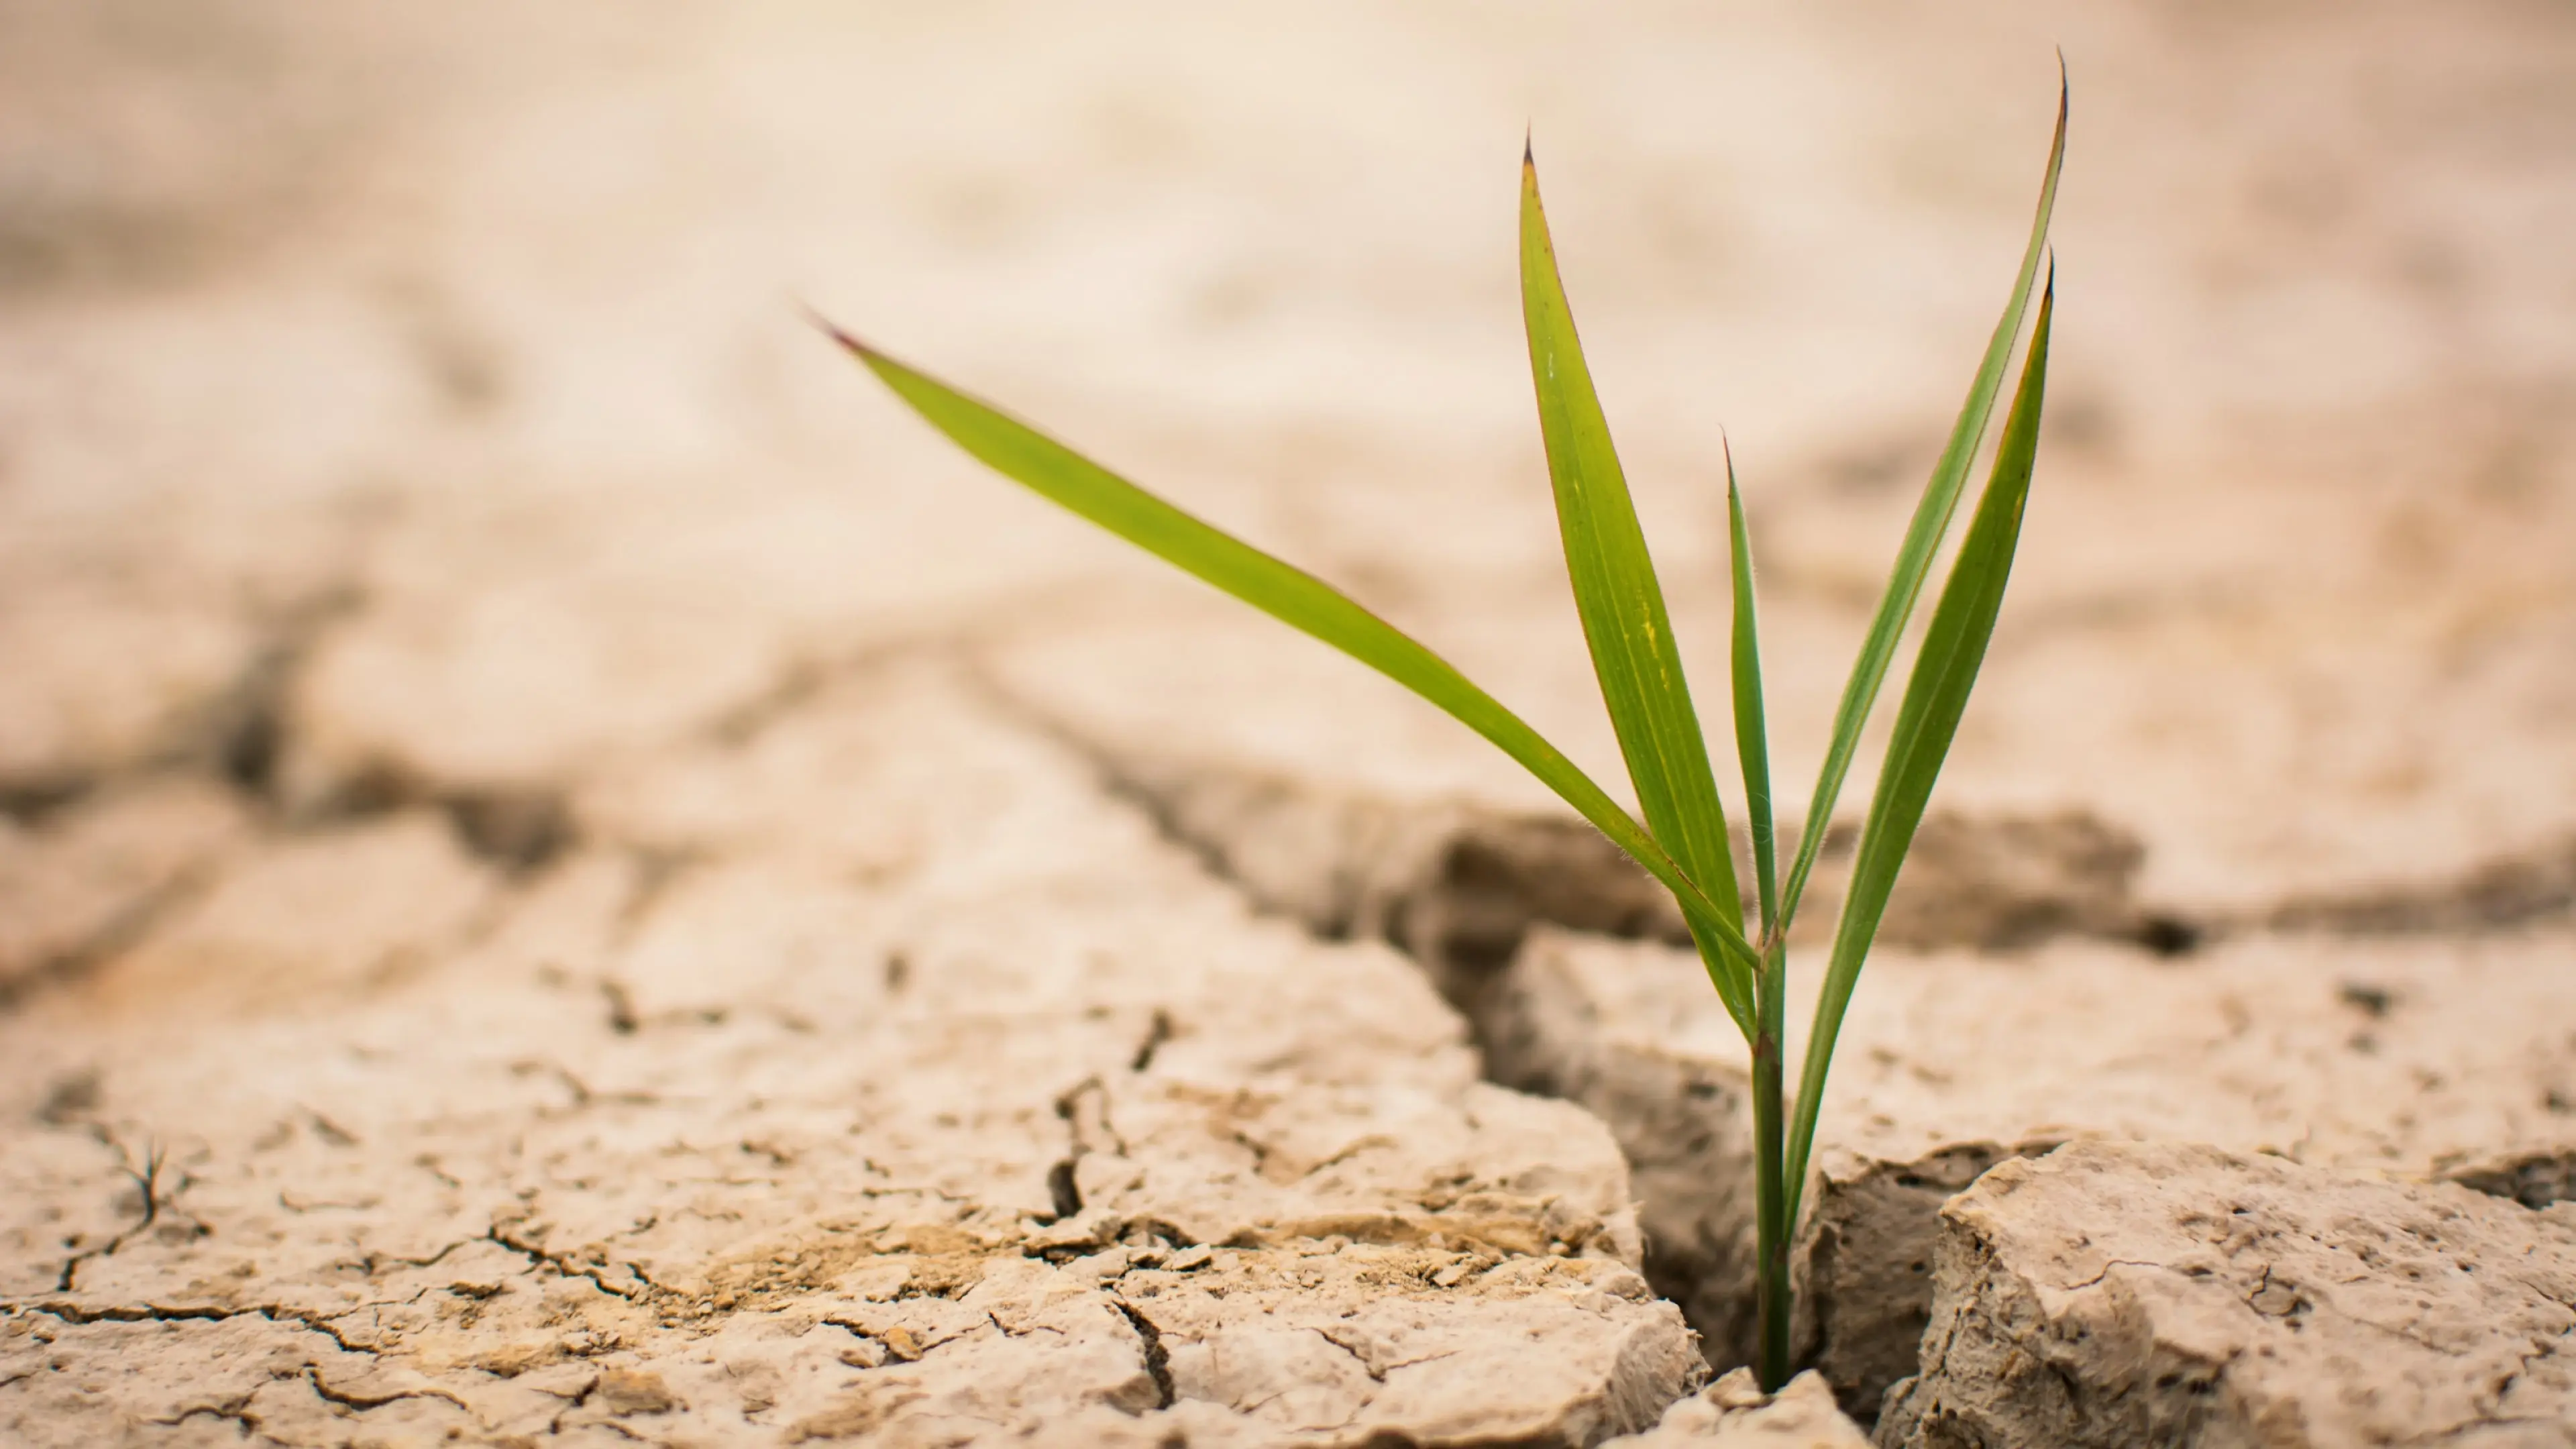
824;87;2061;1392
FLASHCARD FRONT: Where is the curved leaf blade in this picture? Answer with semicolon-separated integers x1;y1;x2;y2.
1784;269;2055;1208
1774;78;2066;941
820;320;1752;962
1521;148;1758;1030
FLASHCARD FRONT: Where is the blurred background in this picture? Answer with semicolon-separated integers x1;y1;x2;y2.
3;0;2571;928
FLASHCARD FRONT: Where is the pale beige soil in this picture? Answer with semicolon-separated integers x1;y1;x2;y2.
1882;1142;2576;1447
2;1;2572;1445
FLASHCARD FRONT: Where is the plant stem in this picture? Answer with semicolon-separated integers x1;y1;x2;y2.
1751;938;1792;1392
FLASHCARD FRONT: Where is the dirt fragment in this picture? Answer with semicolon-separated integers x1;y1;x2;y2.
1880;1141;2576;1448
1603;1368;1870;1447
0;780;251;1006
593;1366;678;1415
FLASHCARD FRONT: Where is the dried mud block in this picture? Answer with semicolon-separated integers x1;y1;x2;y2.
0;779;252;1001
764;1249;1696;1448
1604;1368;1870;1447
1491;926;2576;1417
1880;1140;2576;1448
74;810;500;1017
0;1311;475;1445
0;584;262;802
279;582;789;810
275;466;1094;816
0;668;1700;1447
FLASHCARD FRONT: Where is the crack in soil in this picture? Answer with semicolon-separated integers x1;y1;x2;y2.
1314;1326;1385;1382
147;1362;468;1442
1011;696;2576;967
15;641;2554;1439
52;1136;195;1292
11;1298;377;1356
2265;833;2576;936
153;1392;264;1436
1111;1298;1177;1409
213;587;578;875
299;1362;465;1412
1039;1075;1126;1225
966;686;2576;1420
483;1215;658;1301
0;585;358;834
1130;1008;1173;1073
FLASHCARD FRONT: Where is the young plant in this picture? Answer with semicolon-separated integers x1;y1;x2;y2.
823;89;2062;1392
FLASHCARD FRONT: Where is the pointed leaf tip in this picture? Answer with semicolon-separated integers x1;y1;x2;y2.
1783;226;2056;1210
1770;85;2063;941
1518;151;1758;1026
808;309;877;362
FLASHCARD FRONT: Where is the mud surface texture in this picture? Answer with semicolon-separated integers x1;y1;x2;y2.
1470;923;2576;1420
1;667;1701;1445
3;1;2573;1446
1880;1141;2576;1448
1613;1370;1871;1448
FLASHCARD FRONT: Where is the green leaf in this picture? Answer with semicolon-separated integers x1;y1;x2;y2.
1774;79;2066;941
819;319;1752;961
1520;147;1758;1032
1725;449;1778;939
1783;268;2055;1210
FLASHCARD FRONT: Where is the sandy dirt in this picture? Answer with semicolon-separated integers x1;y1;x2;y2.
3;1;2571;1444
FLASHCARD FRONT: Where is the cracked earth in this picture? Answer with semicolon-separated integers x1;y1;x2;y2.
3;2;2573;1446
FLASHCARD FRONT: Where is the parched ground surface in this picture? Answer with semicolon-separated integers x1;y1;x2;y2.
3;2;2573;1445
1;668;1706;1446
